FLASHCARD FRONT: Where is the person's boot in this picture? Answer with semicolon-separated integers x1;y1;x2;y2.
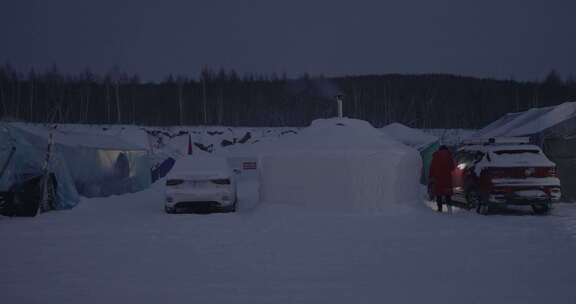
445;197;453;213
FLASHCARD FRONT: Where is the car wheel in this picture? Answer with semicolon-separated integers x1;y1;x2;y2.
532;202;551;215
468;189;491;215
223;200;237;213
465;188;482;210
476;203;491;215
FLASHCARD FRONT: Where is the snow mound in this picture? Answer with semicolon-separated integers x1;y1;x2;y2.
381;123;438;149
258;118;422;214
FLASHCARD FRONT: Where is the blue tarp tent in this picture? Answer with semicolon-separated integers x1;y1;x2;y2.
13;124;154;198
2;123;155;204
0;124;80;210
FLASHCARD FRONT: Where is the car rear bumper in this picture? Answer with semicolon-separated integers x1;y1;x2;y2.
488;197;554;205
165;191;235;207
487;188;561;205
168;201;233;212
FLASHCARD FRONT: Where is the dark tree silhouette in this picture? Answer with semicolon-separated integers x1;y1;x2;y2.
1;65;575;129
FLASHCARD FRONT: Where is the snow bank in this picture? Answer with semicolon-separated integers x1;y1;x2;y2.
142;125;300;157
258;118;422;213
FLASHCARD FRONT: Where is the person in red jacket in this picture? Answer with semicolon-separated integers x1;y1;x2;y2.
429;145;455;212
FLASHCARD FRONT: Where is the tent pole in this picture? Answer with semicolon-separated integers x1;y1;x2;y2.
0;146;16;180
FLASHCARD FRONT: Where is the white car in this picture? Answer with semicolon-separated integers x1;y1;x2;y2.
164;157;238;213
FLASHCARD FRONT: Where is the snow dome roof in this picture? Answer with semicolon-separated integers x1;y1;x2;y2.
262;118;409;153
381;122;438;149
224;118;411;156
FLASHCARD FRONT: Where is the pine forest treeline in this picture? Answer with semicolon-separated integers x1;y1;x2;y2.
1;64;575;129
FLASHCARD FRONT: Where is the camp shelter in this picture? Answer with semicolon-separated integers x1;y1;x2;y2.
0;124;80;212
258;118;422;213
381;123;440;184
9;123;154;198
473;101;576;201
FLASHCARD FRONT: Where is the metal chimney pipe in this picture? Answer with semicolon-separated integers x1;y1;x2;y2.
335;95;343;118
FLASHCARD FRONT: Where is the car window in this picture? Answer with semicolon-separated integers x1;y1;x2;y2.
454;151;465;164
464;151;475;165
456;150;484;167
471;151;484;163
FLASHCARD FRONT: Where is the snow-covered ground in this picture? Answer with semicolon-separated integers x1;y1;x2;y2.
2;177;576;303
2;122;576;303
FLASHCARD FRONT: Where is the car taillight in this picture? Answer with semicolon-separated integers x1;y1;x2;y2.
166;179;184;186
212;179;231;185
548;167;557;177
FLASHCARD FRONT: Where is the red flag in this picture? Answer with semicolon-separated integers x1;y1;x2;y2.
187;134;193;155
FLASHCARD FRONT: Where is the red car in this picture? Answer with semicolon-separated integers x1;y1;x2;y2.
451;138;562;215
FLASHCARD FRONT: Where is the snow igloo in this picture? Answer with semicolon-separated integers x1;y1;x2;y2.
258;118;422;213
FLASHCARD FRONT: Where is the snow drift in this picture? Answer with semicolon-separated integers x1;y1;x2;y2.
258;118;422;213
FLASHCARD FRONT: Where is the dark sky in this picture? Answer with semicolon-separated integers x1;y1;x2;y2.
2;0;575;82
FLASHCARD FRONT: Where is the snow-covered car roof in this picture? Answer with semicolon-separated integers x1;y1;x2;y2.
458;144;542;153
166;156;232;180
485;151;555;168
460;144;555;168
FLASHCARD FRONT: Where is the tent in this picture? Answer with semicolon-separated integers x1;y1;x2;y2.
381;123;439;184
473;101;576;201
258;118;422;213
0;124;80;214
6;123;154;198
